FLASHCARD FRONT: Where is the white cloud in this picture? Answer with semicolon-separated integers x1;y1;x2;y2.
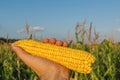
117;29;120;32
17;28;25;33
115;28;120;32
31;26;44;31
17;26;44;33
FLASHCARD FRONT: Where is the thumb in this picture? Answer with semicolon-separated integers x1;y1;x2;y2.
12;44;26;56
12;44;22;53
12;44;34;62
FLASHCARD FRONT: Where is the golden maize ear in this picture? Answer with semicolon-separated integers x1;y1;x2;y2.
14;39;95;74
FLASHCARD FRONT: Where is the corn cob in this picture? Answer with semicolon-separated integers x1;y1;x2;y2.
14;39;95;74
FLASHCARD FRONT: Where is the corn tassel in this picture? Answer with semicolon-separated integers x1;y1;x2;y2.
14;39;95;74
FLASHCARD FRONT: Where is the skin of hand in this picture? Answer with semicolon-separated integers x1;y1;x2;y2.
12;45;71;80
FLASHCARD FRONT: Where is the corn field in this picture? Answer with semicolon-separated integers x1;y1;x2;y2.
0;22;120;80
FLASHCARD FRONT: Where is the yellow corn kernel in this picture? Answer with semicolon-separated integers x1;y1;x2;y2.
14;39;95;74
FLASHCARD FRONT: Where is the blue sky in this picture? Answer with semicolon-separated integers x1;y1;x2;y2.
0;0;120;42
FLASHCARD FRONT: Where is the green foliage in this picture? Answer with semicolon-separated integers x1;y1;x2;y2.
0;43;38;80
0;39;120;80
0;21;120;80
68;38;120;80
68;24;120;80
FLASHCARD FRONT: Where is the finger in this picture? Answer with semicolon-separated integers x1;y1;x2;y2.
12;45;25;55
12;45;35;64
12;44;55;77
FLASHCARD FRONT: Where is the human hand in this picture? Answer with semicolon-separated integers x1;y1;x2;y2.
12;39;71;80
